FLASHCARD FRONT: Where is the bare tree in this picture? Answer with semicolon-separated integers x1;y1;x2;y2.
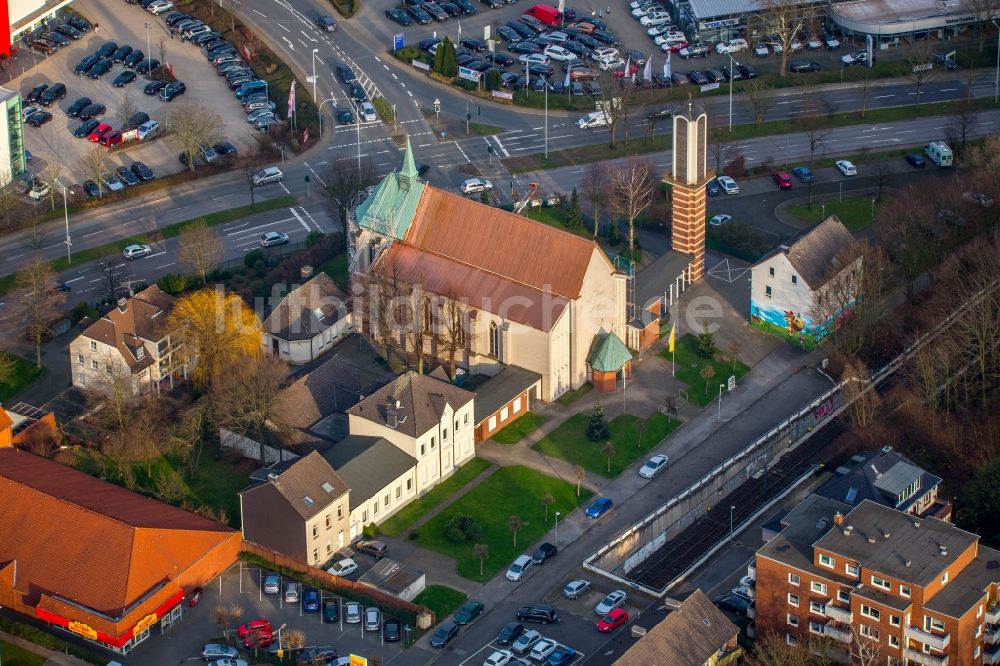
326;158;376;238
437;292;472;379
283;629;307;652
744;78;775;127
210;354;289;466
170;103;224;171
757;0;818;76
507;515;522;547
158;37;167;80
575;465;585;496
904;43;936;107
601;442;615;473
542;492;555;521
370;270;402;367
12;255;66;367
708;128;735;175
97;259;134;304
211;603;245;645
950;242;1000;407
593;70;637;148
946;101;978;155
78;146;111;198
857;66;875;118
968;0;1000;52
609;160;654;257
38;162;64;211
581;161;609;239
116;91;139;129
401;286;428;375
473;543;489;577
744;632;836;666
178;221;224;284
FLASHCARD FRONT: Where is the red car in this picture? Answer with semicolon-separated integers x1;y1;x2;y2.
772;171;793;189
244;627;274;649
99;130;122;147
596;608;629;633
237;619;271;638
88;123;112;142
662;40;690;53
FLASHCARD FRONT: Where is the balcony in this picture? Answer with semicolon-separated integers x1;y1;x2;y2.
986;624;1000;645
985;644;1000;666
903;648;949;666
989;606;1000;625
826;605;853;624
823;625;851;643
905;625;951;651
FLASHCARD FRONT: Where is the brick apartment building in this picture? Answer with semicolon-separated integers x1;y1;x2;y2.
756;496;1000;666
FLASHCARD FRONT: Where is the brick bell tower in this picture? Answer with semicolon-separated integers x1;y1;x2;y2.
665;102;711;281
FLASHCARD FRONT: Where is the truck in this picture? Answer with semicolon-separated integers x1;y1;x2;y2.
924;140;953;167
524;4;563;27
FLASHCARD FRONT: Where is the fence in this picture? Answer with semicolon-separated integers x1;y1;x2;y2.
240;541;432;628
582;277;998;593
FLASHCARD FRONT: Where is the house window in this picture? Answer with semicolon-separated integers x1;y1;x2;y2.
859;625;879;641
811;582;827;594
788;593;799;607
406;479;412;491
860;605;880;621
924;617;945;633
975;646;982;659
396;485;401;499
845;563;859;577
787;614;799;627
464;413;469;424
373;501;379;516
136;346;144;359
313;549;318;562
90;340;97;351
889;635;899;648
91;360;98;370
362;510;367;523
488;321;499;357
788;573;800;586
765;286;772;298
77;354;84;364
890;615;900;627
791;275;798;285
769;267;775;277
325;515;331;529
977;605;983;619
326;542;333;554
819;554;834;568
786;634;798;646
431;436;436;449
837;589;850;603
488;416;497;431
384;493;390;507
420;444;426;456
500;407;509;421
455;419;460;431
900;585;911;598
105;364;113;375
312;525;318;538
337;505;343;519
513;397;521;412
871;575;890;590
810;601;826;615
423;298;433;335
808;621;824;635
443;428;448;441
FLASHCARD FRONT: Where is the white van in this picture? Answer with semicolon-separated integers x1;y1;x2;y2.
577;111;608;129
253;166;284;185
924;140;953;167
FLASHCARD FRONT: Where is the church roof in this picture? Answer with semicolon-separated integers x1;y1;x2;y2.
588;333;632;372
353;138;425;241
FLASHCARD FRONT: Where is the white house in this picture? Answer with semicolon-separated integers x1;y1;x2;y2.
262;271;352;364
750;216;860;344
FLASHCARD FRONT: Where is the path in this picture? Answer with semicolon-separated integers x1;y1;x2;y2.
0;629;92;666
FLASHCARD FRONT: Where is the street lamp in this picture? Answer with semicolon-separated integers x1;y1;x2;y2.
717;383;725;422
311;48;319;104
60;181;71;262
555;511;561;546
726;52;737;131
144;22;150;74
993;20;1000;103
730;505;735;541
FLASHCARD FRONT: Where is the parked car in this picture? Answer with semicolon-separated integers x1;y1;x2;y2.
344;602;362;624
595;590;627;615
597;608;629;632
99;131;123;147
563;579;591;599
160;81;187;101
322;600;338;623
716;175;739;194
88;123;113;142
66;97;91;117
260;231;290;248
709;214;733;227
530;638;558;661
713;594;752;615
116;165;141;187
430;621;459;647
82;180;100;198
531;543;558;565
511;629;542;655
516;604;560;624
905;153;927;168
26;110;53;127
772;171;793;189
122;244;152;259
301;588;320;613
836;159;857;176
262;573;280;594
496;622;525;646
789;60;821;73
87;58;113;79
131;161;155;181
74;119;100;138
638;454;669;478
113;70;137;87
201;644;239;660
74;54;100;75
364;607;381;631
454;599;485;625
383;617;401;641
791;166;815;182
586;497;613;518
506;554;534;581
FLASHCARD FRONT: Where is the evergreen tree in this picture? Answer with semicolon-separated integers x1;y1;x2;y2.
697;324;716;358
480;188;490;205
485;68;502;91
587;401;610;442
566;187;583;228
433;40;446;75
440;38;459;78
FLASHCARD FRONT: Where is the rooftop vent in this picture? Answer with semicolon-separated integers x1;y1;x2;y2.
913;520;921;529
833;511;844;527
867;536;876;544
817;518;829;530
703;619;712;627
321;482;334;494
905;560;912;567
882;530;891;540
939;544;948;556
881;445;893;453
844;525;854;536
301;264;313;279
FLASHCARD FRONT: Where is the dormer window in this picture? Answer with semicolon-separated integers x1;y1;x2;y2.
136;346;144;360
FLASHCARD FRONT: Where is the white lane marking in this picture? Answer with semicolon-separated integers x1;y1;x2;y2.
225;216;297;238
64;276;87;283
492;136;510;158
253;8;267;17
391;73;399;80
280;182;291;194
83;230;103;238
407;90;413;97
454;142;472;163
155;262;175;270
299;207;323;233
213;193;235;201
301;30;317;42
299;39;310;49
289;207;311;233
417;142;433;147
165;206;187;213
305;162;327;186
145;251;167;259
374;56;382;62
278;23;291;32
874;94;894;99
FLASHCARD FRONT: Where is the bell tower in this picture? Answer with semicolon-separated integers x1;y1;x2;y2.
664;102;711;281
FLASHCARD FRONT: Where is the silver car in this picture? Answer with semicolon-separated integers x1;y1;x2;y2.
364;606;381;631
122;244;152;260
345;601;362;624
563;579;591;599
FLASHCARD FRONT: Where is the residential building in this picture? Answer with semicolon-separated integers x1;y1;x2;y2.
262;270;352;364
755;496;1000;666
750;216;859;345
0;448;240;654
239;451;352;567
470;365;542;442
814;446;949;520
69;286;189;395
0;87;25;185
613;589;741;665
350;140;628;401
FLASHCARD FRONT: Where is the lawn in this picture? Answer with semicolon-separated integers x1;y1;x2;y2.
490;412;547;445
414;466;592;582
468;122;504;136
522;205;590;239
413;585;467;623
556;383;592;406
0;640;46;666
533;412;682;477
788;195;882;232
378;458;492;537
662;334;751;407
0;354;45;402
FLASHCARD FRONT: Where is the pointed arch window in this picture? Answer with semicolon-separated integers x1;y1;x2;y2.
488;321;499;358
423;298;433;335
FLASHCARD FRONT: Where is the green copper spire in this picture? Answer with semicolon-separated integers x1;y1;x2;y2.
399;136;418;187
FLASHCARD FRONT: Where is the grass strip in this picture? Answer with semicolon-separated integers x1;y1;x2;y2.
412;585;467;623
378;458;493;536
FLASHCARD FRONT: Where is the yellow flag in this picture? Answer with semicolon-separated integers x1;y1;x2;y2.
668;323;676;353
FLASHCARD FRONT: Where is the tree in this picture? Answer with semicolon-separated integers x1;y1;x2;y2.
744;78;775;127
244;164;260;206
744;632;835;666
541;493;554;521
284;629;307;652
904;43;936;107
326;158;376;238
593;69;637;148
697;325;715;358
565;187;583;228
170;103;224;171
757;0;818;77
178;221;224;285
968;0;1000;52
434;37;458;78
210;354;290;466
167;289;263;389
663;393;678;416
581;162;609;238
507;515;523;547
485;68;502;91
575;465;585;496
473;543;489;577
587;401;610;441
116;91;139;129
211;604;244;645
700;364;716;395
857;65;875;118
437;292;472;379
38;162;64;211
78;146;111;198
947;101;978;155
728;341;742;372
708;128;735;176
601;442;615;473
444;514;483;543
12;256;66;367
97;259;134;304
610;160;654;258
480;188;490;205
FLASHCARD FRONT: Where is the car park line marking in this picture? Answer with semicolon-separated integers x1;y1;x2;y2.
299;39;310;49
64;276;86;283
299;207;323;232
155;262;175;270
277;23;291;32
253;8;267;17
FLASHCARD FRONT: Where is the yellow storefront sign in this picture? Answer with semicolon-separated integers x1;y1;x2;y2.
133;612;158;635
349;656;368;666
68;621;97;640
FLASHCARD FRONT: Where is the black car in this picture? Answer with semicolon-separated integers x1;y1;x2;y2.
739;63;758;78
500;71;520;87
67;15;92;32
144;81;168;96
416;163;431;177
486;52;515;67
456;53;477;67
714;594;752;616
66;97;91;117
116;165;141;187
131;161;155;181
43;32;71;47
136;59;161;75
496;26;519;42
160;81;186;101
354;540;388;558
461;37;487;51
25;84;48;104
111;45;133;63
407;6;433;23
526;63;553;76
214;141;238;156
592;29;620;45
509;41;541;54
123;50;145;68
336;106;355;124
454;599;484;625
113;71;137;87
207;43;236;58
441;2;462;16
74;118;100;138
165;12;191;26
496;621;525;645
26;111;53;127
87;59;113;79
789;60;821;73
647;107;673;120
455;0;477;13
562;41;591;58
54;24;83;40
228;75;254;89
722;65;743;81
516;604;560;624
383;618;401;642
705;68;726;83
193;34;224;47
218;62;249;76
679;43;710;59
482;0;504;7
385;8;414;25
126;112;150;129
350;84;367;102
316;15;338;31
82;180;99;198
576;15;606;29
506;20;534;39
430;622;459;648
336;64;358;84
905;153;927;168
39;83;66;106
322;600;338;623
95;41;118;59
687;70;709;85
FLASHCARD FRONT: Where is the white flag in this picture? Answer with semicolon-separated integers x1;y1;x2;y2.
563;66;570;88
643;53;652;81
287;80;296;118
623;56;631;78
458;19;462;42
663;51;671;79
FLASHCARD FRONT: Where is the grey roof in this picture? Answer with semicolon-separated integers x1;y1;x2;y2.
473;366;542;426
755;216;856;290
813;447;941;514
358;557;424;595
244;451;350;520
853;585;913;612
814;500;980;587
634;249;693;311
613;589;738;666
687;0;825;20
321;435;416;510
924;546;1000;619
278;354;370;430
263;273;346;342
756;494;853;576
348;371;474;438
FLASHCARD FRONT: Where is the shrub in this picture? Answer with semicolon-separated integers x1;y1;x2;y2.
244;249;265;268
587;402;610;441
157;272;190;294
453;78;477;91
444;514;483;543
710;221;772;262
485;68;502;91
395;46;423;62
305;230;325;248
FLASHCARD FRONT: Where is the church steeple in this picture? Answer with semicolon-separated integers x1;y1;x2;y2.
398;137;418;189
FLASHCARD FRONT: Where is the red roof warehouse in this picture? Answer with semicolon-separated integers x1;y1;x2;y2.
0;448;241;654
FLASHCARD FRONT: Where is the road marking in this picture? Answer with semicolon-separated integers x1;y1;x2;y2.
289;207;311;233
155;262;175;270
454;142;472;163
278;23;291;33
213;193;235;201
301;30;317;42
252;8;267;17
299;39;310;49
374;56;382;62
165;206;187;213
407;90;413;97
304;162;328;186
299;207;323;233
280;182;291;194
874;94;894;99
492;136;510;157
226;216;298;237
940;88;957;92
391;73;399;80
64;276;86;283
417;142;433;147
82;230;103;238
145;251;167;259
283;36;295;51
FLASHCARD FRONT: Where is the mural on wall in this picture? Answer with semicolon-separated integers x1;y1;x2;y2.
750;300;857;346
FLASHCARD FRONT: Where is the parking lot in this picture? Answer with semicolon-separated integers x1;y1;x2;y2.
17;0;261;186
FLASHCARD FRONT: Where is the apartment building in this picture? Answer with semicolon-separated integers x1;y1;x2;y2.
756;496;1000;666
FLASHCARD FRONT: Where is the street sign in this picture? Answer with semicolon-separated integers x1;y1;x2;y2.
700;82;720;92
393;33;404;51
727;375;736;392
458;66;481;82
433;98;441;113
483;25;491;41
912;63;933;72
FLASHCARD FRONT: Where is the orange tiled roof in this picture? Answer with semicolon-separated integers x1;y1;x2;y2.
0;448;237;621
79;285;176;373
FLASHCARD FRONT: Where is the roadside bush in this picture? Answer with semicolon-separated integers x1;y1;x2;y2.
395;46;423;63
0;618;103;664
305;230;325;248
444;514;483;544
485;69;502;91
710;220;771;262
157;272;190;294
453;78;477;91
329;0;357;17
244;249;265;268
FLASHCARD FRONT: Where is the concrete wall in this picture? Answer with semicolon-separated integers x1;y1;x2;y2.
220;428;299;466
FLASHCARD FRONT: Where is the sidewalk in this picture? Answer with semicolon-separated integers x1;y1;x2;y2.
0;629;92;666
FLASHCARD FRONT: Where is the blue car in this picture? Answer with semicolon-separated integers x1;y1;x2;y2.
706;180;721;196
549;646;577;665
586;497;613;519
791;166;816;183
302;587;320;613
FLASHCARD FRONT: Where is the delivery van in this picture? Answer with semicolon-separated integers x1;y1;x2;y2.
924;140;953;167
525;4;563;27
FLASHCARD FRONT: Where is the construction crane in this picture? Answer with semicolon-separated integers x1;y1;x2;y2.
512;182;539;215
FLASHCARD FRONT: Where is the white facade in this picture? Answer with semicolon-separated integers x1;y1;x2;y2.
70;331;185;395
347;466;417;539
262;313;353;365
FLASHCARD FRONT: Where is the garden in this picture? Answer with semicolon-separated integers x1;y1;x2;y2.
661;331;751;407
490;412;547;445
0;353;45;402
378;458;492;537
